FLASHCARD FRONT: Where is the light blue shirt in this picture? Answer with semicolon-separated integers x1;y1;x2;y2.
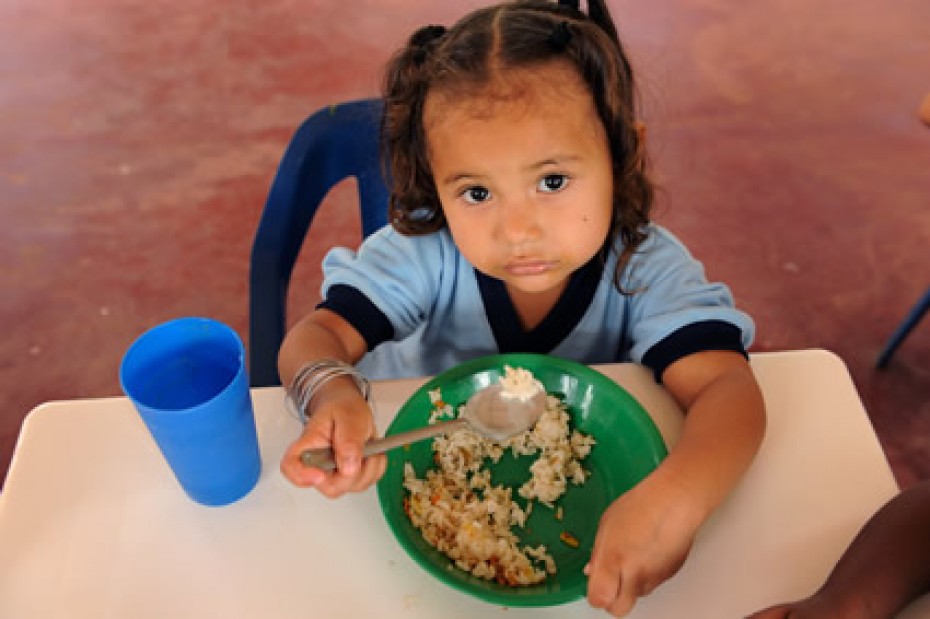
319;224;753;381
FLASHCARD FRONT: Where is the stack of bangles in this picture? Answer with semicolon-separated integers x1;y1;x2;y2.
284;359;372;424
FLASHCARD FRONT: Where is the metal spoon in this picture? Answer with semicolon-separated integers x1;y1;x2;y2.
299;383;547;471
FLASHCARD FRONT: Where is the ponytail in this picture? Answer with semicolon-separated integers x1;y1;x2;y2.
381;25;450;233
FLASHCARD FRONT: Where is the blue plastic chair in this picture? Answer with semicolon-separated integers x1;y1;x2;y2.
877;287;930;368
249;98;389;387
876;98;930;369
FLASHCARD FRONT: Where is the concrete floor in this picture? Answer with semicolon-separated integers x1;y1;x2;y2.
2;0;929;488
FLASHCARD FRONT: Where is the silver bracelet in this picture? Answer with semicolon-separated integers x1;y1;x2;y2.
285;359;371;424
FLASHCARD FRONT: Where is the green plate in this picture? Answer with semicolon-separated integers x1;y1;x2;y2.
376;353;668;607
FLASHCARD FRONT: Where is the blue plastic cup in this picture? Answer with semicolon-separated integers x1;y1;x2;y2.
119;317;261;506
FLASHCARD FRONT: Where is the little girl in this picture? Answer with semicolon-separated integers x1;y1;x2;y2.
279;1;766;616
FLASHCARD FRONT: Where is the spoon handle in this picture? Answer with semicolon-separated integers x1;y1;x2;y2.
299;417;469;471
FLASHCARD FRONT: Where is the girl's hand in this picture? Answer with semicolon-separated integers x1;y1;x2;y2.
279;385;386;497
585;469;702;617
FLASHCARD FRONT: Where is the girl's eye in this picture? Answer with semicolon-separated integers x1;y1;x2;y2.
461;186;491;205
538;174;568;193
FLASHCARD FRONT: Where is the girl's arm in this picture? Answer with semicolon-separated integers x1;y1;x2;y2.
586;350;766;617
748;480;930;619
655;349;767;521
278;309;386;496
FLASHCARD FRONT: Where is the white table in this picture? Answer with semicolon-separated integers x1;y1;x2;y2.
1;350;927;618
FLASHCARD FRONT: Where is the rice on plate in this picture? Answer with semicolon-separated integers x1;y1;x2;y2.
402;366;596;586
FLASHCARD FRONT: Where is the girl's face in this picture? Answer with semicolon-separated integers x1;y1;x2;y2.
424;62;613;299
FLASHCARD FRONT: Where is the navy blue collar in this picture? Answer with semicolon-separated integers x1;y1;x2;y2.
476;257;604;354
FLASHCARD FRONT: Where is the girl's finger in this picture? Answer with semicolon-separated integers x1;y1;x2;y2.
350;453;387;492
279;455;325;487
330;407;377;478
605;573;640;618
586;556;621;609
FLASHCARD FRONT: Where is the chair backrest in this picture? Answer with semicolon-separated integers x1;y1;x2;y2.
249;98;389;387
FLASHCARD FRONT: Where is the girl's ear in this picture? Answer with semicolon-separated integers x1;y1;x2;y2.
633;120;647;142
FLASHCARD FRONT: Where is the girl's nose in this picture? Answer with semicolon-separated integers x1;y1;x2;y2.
496;196;539;247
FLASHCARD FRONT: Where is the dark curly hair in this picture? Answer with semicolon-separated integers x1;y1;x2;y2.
381;0;653;288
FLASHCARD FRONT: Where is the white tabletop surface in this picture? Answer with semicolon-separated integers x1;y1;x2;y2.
1;349;927;618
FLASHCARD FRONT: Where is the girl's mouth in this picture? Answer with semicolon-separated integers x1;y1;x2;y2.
504;260;555;276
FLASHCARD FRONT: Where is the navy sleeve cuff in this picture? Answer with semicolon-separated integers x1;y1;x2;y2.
317;284;395;352
641;320;748;383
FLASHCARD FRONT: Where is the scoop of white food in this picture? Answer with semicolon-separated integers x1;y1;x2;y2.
499;365;545;402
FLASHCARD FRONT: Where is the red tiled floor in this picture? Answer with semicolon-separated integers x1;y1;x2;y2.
2;0;929;488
